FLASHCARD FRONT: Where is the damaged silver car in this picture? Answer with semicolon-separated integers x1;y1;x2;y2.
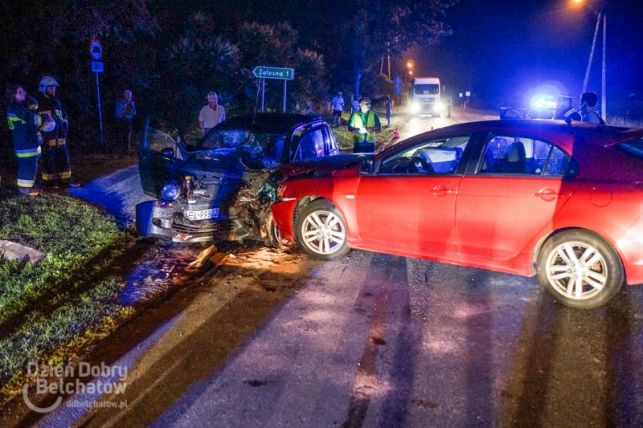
136;113;339;243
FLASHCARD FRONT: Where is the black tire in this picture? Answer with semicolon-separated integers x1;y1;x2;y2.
295;199;350;260
537;230;624;309
263;212;283;248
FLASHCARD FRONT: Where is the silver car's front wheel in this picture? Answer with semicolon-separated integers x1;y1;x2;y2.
537;230;624;309
296;200;350;260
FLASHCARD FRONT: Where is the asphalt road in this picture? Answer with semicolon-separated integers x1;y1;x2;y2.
7;110;643;427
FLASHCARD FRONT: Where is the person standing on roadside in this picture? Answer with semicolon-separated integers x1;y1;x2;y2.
198;90;226;135
384;96;392;127
5;85;43;196
114;89;137;156
331;91;344;127
37;75;74;188
347;96;382;153
579;92;605;125
351;94;360;115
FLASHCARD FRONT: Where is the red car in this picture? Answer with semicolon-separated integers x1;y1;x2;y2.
272;120;643;309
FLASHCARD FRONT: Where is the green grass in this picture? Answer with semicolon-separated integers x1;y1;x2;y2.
0;194;133;393
332;111;408;152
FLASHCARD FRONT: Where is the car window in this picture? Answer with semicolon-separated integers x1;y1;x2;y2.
324;127;340;156
379;135;470;175
619;138;643;160
479;135;574;176
291;127;326;162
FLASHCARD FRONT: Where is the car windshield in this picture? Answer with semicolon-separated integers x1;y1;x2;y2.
619;138;643;160
200;128;287;167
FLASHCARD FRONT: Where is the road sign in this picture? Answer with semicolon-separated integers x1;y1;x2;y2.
91;61;104;73
90;39;102;60
252;66;294;80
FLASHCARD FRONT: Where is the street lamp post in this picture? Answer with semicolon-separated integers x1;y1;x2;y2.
601;12;606;119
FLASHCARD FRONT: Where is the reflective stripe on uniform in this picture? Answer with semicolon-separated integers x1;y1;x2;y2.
42;172;57;181
16;146;42;158
17;178;35;187
7;113;27;130
57;138;66;146
58;171;72;179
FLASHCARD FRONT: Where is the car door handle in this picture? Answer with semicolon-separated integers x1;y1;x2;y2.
535;188;567;201
432;185;457;197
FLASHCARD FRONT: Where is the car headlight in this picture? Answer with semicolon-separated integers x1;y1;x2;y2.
160;182;180;201
409;101;421;113
434;101;445;112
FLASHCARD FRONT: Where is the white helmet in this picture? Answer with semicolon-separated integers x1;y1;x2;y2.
39;75;59;93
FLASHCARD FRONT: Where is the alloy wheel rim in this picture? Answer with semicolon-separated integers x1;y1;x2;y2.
301;210;346;255
545;241;608;300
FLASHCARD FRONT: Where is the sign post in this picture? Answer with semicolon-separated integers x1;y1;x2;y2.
89;38;104;149
252;66;294;113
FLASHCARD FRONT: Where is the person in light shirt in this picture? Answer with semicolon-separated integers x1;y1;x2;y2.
198;90;226;135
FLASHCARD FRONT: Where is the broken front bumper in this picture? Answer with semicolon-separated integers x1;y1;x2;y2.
136;200;228;243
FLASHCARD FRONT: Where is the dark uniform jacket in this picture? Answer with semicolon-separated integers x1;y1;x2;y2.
6;101;41;156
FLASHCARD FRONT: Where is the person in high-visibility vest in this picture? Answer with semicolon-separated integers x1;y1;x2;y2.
37;75;74;188
5;85;44;196
347;96;382;153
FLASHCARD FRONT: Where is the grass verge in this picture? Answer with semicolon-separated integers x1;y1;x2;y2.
0;193;134;396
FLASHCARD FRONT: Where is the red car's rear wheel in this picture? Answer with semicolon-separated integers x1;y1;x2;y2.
537;230;624;309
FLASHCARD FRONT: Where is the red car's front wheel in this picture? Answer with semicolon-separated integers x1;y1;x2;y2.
296;200;350;260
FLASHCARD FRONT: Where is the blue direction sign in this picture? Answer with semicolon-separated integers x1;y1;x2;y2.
252;66;294;80
91;61;104;73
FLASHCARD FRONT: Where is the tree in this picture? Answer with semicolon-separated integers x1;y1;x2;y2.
0;0;158;148
335;0;456;96
212;0;456;96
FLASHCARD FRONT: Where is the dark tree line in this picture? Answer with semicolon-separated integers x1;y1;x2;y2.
0;0;454;150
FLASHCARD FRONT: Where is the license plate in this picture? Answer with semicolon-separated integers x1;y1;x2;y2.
184;208;220;221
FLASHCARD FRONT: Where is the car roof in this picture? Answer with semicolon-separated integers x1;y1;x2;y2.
441;119;631;134
215;113;323;134
422;119;638;145
385;119;641;159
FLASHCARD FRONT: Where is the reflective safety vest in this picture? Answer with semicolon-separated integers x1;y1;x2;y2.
348;110;381;143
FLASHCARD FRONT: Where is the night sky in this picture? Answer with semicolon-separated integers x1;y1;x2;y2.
406;0;643;113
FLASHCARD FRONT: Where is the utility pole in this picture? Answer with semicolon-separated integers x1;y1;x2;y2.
581;9;602;97
601;12;607;119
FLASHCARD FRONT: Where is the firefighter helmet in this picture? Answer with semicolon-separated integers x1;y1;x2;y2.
39;75;59;93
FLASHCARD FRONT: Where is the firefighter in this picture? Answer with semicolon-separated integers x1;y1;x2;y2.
5;85;43;196
37;75;73;188
347;96;382;153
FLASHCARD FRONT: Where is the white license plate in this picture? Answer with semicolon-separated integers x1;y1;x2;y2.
185;208;220;221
